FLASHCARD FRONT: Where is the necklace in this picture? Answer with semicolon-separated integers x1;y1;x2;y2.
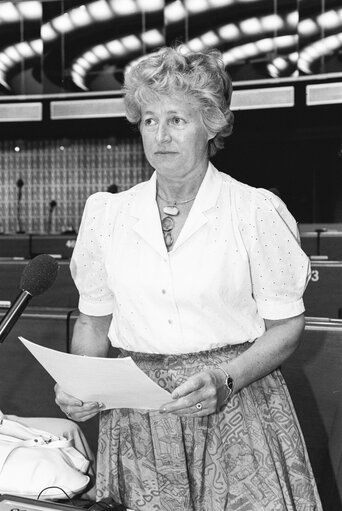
157;192;196;249
157;192;196;216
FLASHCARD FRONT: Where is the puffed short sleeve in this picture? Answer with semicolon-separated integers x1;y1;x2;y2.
241;189;311;320
70;192;115;316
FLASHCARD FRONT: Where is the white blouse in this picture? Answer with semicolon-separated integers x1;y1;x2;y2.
70;163;311;354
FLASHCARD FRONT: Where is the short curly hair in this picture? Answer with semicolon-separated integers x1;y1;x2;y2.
123;46;234;157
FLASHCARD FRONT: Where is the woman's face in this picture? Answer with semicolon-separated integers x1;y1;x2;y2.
140;95;211;178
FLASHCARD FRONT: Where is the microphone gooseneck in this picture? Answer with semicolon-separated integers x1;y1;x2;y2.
0;255;59;343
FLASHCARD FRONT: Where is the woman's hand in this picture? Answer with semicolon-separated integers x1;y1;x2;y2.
159;369;229;417
54;383;104;422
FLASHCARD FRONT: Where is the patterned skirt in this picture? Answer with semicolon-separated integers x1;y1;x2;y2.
96;343;322;511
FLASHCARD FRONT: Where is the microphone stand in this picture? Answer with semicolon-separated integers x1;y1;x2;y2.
0;290;31;343
47;200;57;234
16;178;25;234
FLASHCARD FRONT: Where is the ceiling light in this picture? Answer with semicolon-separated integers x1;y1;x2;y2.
77;57;91;69
41;24;57;42
121;35;141;51
52;14;74;33
277;35;297;48
88;0;113;20
0;3;19;23
187;38;205;52
317;10;340;30
185;0;208;14
218;24;240;41
141;29;164;46
255;38;274;53
208;0;233;6
286;11;298;28
299;19;318;37
83;51;99;65
93;44;111;60
5;47;21;62
73;63;87;76
106;40;126;55
201;31;220;47
267;63;279;77
242;42;258;58
70;7;91;27
16;1;41;20
16;42;35;59
227;46;246;61
272;56;288;71
0;53;13;67
240;17;261;36
137;0;164;11
165;0;186;23
261;14;283;32
110;0;137;15
31;39;43;54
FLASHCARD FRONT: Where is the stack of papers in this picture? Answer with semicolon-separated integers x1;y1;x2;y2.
19;337;171;410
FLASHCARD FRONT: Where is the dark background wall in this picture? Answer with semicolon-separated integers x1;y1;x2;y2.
1;97;341;235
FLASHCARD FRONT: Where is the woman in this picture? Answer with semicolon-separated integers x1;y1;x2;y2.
55;47;322;510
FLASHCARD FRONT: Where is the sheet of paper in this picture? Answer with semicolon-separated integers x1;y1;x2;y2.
19;337;171;410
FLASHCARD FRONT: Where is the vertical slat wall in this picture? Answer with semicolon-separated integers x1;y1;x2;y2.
0;137;152;234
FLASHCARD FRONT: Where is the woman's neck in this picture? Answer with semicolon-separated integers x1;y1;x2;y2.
156;162;208;202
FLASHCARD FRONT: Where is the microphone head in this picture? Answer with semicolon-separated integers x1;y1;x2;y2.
20;254;59;296
16;179;24;188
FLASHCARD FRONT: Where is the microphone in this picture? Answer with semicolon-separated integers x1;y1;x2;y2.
16;178;24;200
16;178;25;234
0;254;59;344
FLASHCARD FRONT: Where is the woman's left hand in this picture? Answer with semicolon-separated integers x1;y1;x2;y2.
159;368;228;416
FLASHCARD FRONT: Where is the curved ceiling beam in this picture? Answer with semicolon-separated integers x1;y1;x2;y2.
298;32;342;74
0;39;42;89
41;0;164;43
70;11;297;90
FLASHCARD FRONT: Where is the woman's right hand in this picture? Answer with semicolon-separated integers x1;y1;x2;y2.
54;383;104;422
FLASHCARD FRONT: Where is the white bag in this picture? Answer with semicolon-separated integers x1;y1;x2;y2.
0;415;90;500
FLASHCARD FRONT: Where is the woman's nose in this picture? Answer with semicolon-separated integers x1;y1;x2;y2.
156;122;171;143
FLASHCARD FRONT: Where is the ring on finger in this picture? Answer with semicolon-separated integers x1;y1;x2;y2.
196;402;202;410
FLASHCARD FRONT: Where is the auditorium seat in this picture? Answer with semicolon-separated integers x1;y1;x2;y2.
303;261;342;318
0;234;30;258
300;230;342;259
282;318;342;509
0;234;76;260
0;260;79;309
30;234;76;259
299;223;342;233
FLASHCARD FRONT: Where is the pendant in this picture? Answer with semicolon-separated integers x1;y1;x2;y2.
164;232;173;248
162;216;174;232
163;206;179;216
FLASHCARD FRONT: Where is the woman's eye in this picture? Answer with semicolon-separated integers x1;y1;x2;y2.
170;117;186;126
143;118;157;127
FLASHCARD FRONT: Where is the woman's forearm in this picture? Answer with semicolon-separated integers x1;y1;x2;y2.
71;312;112;357
225;314;305;394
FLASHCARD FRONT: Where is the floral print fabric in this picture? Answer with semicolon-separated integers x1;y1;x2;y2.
96;344;322;511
